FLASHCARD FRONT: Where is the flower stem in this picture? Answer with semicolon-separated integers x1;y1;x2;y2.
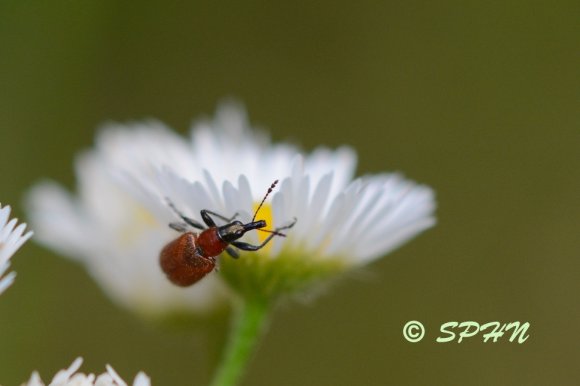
209;297;270;386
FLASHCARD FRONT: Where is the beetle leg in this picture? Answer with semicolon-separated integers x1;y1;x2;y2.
169;222;189;232
225;247;240;259
201;209;239;225
166;198;206;230
230;240;268;251
230;218;297;251
200;210;217;227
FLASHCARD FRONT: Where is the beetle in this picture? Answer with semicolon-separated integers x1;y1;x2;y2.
160;180;296;286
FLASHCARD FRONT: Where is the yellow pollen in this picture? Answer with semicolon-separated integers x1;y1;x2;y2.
120;206;158;246
135;206;157;226
252;202;273;244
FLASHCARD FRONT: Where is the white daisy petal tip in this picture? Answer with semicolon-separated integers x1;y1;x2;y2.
0;202;33;296
21;358;150;386
132;373;151;386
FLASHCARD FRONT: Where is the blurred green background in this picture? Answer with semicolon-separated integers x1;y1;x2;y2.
0;1;578;385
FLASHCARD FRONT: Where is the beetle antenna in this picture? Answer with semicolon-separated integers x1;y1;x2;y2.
252;180;278;222
258;228;287;237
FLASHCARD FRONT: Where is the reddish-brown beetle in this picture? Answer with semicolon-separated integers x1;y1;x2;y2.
160;180;296;286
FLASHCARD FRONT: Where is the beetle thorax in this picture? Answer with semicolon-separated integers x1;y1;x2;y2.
197;228;229;257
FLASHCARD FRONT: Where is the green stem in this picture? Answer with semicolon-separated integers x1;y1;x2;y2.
209;297;270;386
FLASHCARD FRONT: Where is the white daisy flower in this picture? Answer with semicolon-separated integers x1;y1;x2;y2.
22;357;150;386
28;102;436;304
0;203;33;295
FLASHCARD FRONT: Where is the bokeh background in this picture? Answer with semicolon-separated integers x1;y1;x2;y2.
1;1;578;385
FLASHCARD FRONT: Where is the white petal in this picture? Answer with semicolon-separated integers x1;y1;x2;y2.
0;271;16;295
22;358;150;386
25;371;45;386
49;357;83;386
105;365;127;386
0;203;32;294
132;373;151;386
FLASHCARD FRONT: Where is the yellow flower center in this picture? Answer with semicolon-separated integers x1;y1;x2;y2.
252;202;273;245
219;202;349;300
120;204;158;246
